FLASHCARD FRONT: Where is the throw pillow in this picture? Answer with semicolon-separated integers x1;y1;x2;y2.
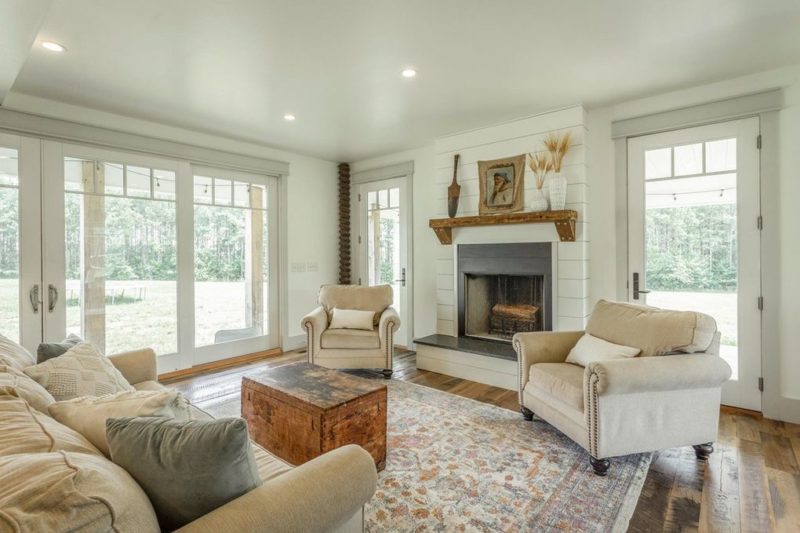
565;333;641;367
0;452;159;532
36;333;84;364
0;334;36;371
329;308;375;331
0;365;55;413
106;416;262;531
23;343;133;401
0;389;101;457
48;390;192;457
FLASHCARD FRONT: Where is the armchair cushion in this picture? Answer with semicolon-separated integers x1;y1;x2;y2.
586;299;717;356
565;333;640;366
329;308;375;330
528;363;584;413
320;329;380;350
319;284;393;325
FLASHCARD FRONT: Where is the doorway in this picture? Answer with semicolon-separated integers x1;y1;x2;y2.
627;117;761;411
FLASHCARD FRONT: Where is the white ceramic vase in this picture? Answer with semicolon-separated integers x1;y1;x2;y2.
548;172;567;211
530;188;549;212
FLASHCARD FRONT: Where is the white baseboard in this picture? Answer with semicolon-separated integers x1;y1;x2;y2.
415;345;517;391
282;334;306;352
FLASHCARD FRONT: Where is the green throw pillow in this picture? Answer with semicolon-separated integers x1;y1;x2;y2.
105;416;262;530
36;334;83;364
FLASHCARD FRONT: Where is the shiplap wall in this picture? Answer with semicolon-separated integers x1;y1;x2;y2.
432;106;590;334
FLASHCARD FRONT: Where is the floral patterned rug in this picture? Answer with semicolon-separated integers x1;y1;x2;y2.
202;377;651;532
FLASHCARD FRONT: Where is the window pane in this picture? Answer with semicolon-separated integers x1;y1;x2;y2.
367;191;377;209
194;176;213;204
0;148;19;341
251;184;267;209
645;148;671;180
64;157;94;192
389;187;399;208
127;166;151;198
378;190;389;209
153;169;176;200
233;181;250;208
674;143;703;176
215;179;232;206
194;203;267;346
706;138;737;173
66;165;178;356
103;162;124;195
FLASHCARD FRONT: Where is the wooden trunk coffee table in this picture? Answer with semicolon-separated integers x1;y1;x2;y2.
241;362;387;470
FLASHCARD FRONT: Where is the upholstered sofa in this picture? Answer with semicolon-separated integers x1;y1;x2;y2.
0;340;377;532
302;284;400;378
513;299;732;475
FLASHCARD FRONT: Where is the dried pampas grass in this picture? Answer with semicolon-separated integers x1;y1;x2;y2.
544;131;572;172
527;152;553;189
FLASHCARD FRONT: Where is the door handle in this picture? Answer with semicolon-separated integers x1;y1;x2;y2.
632;272;650;300
395;268;406;287
29;285;40;313
48;284;59;312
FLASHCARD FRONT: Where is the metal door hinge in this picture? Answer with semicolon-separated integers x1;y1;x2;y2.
358;193;361;202
358;277;362;285
358;235;362;244
758;377;764;392
758;296;764;310
756;134;762;149
757;215;763;230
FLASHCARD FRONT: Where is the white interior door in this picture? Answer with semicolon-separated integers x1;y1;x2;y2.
357;177;411;347
0;133;42;353
627;118;762;411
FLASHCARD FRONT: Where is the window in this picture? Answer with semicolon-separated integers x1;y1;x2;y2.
0;147;19;340
193;172;270;347
64;157;178;355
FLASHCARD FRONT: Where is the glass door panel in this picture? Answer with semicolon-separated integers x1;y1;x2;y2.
0;147;20;341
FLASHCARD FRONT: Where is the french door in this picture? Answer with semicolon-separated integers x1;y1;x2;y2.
627;117;762;410
2;136;280;371
357;177;411;347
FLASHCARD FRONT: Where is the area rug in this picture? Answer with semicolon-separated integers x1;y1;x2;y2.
201;377;651;532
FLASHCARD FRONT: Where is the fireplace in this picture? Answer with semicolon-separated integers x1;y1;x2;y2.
457;243;552;342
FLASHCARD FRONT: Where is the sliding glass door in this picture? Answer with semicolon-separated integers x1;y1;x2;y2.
37;141;279;371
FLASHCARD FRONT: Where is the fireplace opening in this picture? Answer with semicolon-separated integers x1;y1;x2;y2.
457;242;552;344
464;274;545;341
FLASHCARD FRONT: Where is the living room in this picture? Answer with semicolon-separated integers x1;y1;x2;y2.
1;1;799;531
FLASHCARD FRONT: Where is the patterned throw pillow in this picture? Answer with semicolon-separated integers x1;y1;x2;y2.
0;366;56;413
23;343;134;401
0;334;36;372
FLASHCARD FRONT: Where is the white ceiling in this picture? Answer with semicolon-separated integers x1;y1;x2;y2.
3;0;800;161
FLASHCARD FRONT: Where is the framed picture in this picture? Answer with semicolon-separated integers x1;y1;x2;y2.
478;154;525;215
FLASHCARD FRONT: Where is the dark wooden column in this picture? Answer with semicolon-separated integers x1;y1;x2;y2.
338;163;352;284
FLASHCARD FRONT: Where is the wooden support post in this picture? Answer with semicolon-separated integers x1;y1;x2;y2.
337;163;351;284
245;185;264;330
80;161;106;353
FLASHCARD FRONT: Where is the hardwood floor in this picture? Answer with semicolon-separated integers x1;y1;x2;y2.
166;350;800;532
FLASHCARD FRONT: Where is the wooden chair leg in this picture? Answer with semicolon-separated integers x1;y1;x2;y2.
520;406;534;421
693;442;714;460
382;369;393;379
590;456;610;476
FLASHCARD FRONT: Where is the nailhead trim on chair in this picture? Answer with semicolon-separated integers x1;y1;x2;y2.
586;367;601;458
513;337;525;406
383;320;397;369
304;323;314;363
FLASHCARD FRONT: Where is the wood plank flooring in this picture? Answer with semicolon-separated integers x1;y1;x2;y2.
166;350;800;532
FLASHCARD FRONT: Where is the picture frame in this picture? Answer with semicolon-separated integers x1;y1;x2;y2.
478;154;525;215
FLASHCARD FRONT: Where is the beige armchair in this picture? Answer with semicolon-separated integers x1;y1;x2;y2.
302;284;400;378
513;300;731;476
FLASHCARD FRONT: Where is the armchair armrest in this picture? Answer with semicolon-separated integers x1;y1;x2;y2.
587;353;732;396
301;306;329;359
108;348;157;385
176;444;377;533
512;331;584;404
378;307;400;344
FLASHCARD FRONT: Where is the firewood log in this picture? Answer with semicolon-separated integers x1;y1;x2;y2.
491;304;538;320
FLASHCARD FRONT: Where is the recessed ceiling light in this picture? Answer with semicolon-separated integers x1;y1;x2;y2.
41;41;66;52
283;113;296;121
401;68;417;78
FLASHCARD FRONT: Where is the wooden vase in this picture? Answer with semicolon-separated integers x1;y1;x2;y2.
447;154;461;218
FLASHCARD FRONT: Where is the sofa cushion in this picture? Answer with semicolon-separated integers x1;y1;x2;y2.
318;284;393;325
0;451;159;533
48;390;192;457
252;442;293;482
0;334;36;371
321;328;381;349
528;363;585;413
329;308;375;331
0;365;55;413
23;342;134;401
565;333;641;367
134;380;168;392
36;333;83;364
106;416;262;531
585;299;717;357
0;391;101;457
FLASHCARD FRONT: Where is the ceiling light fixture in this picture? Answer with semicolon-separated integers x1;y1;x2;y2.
401;68;417;78
41;41;66;52
283;113;296;121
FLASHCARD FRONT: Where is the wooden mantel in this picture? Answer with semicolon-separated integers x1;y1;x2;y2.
429;210;578;244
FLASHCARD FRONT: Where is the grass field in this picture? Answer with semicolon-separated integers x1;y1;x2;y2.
1;279;260;355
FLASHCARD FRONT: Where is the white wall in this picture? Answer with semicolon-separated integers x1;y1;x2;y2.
3;94;339;347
